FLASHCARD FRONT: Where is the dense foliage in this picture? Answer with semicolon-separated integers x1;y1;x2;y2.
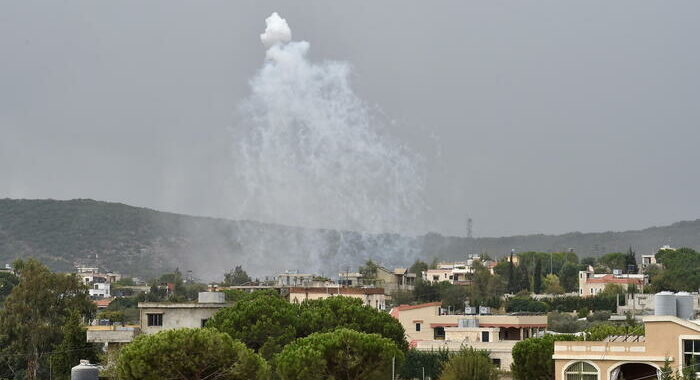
438;348;499;380
275;328;403;380
207;292;407;359
511;335;578;380
115;328;269;380
398;349;450;379
0;259;97;380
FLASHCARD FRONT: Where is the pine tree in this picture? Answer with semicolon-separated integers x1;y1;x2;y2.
533;258;543;294
624;247;638;274
517;263;530;293
507;252;516;294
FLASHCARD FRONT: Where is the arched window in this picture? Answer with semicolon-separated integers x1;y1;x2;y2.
565;362;598;380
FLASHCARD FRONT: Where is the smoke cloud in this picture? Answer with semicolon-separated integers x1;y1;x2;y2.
226;12;426;274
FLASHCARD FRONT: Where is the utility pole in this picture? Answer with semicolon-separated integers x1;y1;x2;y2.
392;356;395;379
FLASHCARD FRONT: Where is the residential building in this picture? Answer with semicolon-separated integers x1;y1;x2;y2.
640;255;658;271
90;282;111;298
288;287;386;310
0;264;13;274
374;266;416;292
390;302;547;370
578;268;646;297
138;292;230;335
553;314;700;380
88;291;231;351
338;272;363;287
275;271;316;287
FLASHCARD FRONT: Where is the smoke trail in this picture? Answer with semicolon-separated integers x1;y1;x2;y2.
229;12;426;273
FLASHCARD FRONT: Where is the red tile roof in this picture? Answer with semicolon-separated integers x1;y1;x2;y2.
93;298;114;308
586;275;643;285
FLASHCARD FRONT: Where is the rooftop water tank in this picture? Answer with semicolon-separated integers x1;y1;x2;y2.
198;292;225;303
655;291;677;316
676;292;694;320
464;306;477;315
71;360;98;380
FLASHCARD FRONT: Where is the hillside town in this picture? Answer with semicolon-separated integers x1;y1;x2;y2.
3;245;700;379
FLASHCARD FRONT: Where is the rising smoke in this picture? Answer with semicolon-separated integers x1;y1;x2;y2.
226;12;427;275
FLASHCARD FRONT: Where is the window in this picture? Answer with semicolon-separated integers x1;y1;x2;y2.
683;339;700;368
564;362;598;380
201;319;209;328
147;313;163;327
415;323;421;332
481;331;490;342
434;327;445;340
491;358;501;369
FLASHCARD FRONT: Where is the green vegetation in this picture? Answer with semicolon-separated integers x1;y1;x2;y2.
438;348;499;380
511;334;578;380
0;259;97;380
207;292;407;360
115;328;269;380
223;266;253;286
275;328;403;380
398;349;450;380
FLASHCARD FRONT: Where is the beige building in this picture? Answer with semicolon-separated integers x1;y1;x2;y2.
390;302;547;370
87;292;230;348
554;315;700;380
288;287;386;310
579;269;646;297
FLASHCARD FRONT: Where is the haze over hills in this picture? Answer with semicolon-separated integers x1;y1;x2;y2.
1;198;698;281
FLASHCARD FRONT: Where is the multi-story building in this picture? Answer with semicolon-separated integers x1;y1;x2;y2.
578;268;646;297
338;267;416;292
275;271;316;287
390;302;547;370
554;314;700;380
87;292;230;350
288;287;386;310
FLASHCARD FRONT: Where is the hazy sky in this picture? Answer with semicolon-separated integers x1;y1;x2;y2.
1;1;699;237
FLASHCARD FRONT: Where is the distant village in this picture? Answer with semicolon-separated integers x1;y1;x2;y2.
3;244;699;379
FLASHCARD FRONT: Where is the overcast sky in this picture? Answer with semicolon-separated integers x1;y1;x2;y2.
1;1;699;237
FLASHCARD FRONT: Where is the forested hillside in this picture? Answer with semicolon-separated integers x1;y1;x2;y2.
1;198;699;280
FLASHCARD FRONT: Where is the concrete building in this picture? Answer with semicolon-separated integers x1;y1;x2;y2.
288;287;386;310
87;292;230;350
89;282;111;298
338;272;363;287
390;302;547;370
579;268;646;297
640;255;658;271
275;271;315;287
618;292;700;317
554;315;700;380
138;292;229;334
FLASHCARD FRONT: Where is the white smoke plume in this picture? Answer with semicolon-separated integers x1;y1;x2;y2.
229;12;426;273
260;12;291;48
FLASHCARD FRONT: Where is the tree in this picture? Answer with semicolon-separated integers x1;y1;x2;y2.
599;252;627;272
507;252;516;294
115;328;269;380
543;274;565;295
49;311;99;380
511;335;577;380
414;278;442;303
275;328;403;380
440;284;469;312
517;263;530;293
223;266;252;286
533;259;543;294
652;248;700;291
398;349;450;380
297;296;408;351
0;259;95;380
581;257;596;267
438;347;498;380
558;262;580;293
624;247;638;274
409;260;428;275
359;260;379;281
0;271;18;305
206;291;299;359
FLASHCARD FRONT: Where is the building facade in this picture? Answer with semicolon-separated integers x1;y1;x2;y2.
579;269;646;297
390;302;547;370
554;315;700;380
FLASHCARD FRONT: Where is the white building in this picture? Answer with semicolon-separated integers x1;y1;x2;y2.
89;282;111;298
